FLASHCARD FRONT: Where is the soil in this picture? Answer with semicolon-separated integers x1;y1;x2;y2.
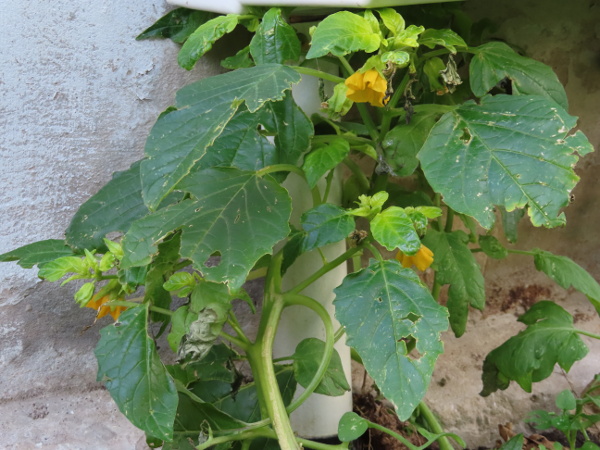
351;392;600;450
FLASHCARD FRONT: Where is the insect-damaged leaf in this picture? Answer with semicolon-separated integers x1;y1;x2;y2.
141;64;300;210
250;8;301;65
418;95;593;229
334;259;448;420
122;168;291;290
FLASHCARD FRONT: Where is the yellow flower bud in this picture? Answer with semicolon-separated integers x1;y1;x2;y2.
345;69;387;107
396;244;434;271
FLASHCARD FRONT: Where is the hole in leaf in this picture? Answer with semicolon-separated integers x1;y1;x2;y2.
375;296;383;303
204;252;221;268
460;128;472;144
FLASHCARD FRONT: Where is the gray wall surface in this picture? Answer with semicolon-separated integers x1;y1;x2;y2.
1;0;599;448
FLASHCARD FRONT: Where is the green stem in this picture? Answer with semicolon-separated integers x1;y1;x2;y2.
364;242;384;262
367;420;419;450
247;253;300;450
283;293;335;414
444;208;455;233
220;330;249;351
336;55;354;76
333;326;346;343
343;157;370;192
431;271;442;302
287;245;363;295
227;311;252;345
379;70;411;139
355;103;380;144
417;402;454;450
507;249;536;256
577;329;600;340
292;65;345;84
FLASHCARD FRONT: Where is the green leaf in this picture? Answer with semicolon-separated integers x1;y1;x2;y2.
306;11;381;59
533;249;600;314
481;301;589;396
145;233;182;321
260;92;314;167
178;14;239;70
302;138;350;188
334;259;449;420
500;206;524;243
137;8;214;43
65;162;149;251
164;272;196;297
292;338;350;396
95;306;178;440
167;344;237;386
371;207;421;254
382;107;440;177
479;235;508;259
338;412;369;442
74;282;95;305
0;239;75;269
37;256;87;281
392;24;425;48
555;389;577;411
376;8;405;36
141;64;300;210
300;204;354;253
498;434;525;450
418;28;467;54
124;169;291;290
418;95;593;229
221;46;254;70
249;8;301;65
423;230;485;337
380;50;410;67
470;42;569;109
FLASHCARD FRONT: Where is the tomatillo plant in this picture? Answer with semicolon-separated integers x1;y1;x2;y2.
3;5;600;449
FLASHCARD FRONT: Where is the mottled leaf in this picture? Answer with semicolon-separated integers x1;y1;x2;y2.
95;306;178;440
418;95;593;229
250;8;301;64
418;28;467;54
481;301;588;395
470;41;568;109
334;259;449;419
423;230;485;337
306;11;381;59
371;207;421;254
178;14;239;70
338;412;369;442
479;235;508;259
141;64;300;210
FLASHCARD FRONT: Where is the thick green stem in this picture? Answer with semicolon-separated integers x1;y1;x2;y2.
283;293;335;414
417;402;454;450
379;70;411;139
247;253;300;450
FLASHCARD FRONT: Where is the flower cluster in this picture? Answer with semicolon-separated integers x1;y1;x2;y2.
85;293;126;320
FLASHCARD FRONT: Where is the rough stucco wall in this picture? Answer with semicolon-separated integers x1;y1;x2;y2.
0;1;219;447
1;0;599;448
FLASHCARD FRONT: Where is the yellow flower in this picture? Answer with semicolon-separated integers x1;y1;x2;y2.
345;69;387;107
85;294;126;320
396;244;434;271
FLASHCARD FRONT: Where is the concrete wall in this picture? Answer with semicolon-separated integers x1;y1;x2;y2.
1;0;598;448
0;1;219;447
